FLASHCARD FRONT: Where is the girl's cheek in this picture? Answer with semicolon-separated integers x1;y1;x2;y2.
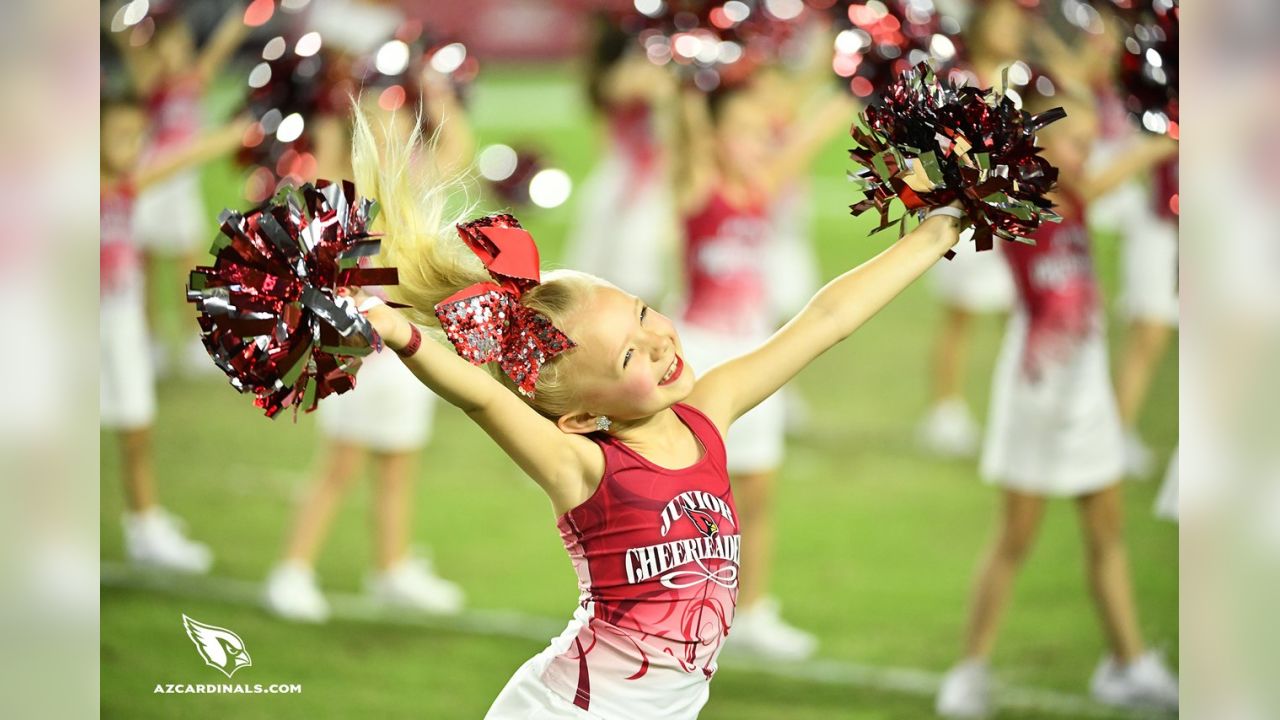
621;369;655;400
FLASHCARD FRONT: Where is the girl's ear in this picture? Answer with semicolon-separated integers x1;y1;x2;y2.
557;412;601;436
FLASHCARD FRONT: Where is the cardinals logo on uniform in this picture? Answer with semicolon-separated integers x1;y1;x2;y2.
182;615;252;678
681;501;719;538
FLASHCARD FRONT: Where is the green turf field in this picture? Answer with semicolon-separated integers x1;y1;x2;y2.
102;65;1177;719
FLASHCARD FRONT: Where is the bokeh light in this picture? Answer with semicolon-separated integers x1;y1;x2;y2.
478;144;519;182
529;168;572;208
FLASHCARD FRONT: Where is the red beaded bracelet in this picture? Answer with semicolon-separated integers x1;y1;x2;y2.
396;324;423;358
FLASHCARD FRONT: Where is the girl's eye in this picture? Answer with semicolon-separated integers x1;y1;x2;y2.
623;349;634;368
640;306;649;323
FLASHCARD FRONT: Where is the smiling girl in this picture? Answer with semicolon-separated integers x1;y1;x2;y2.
344;106;965;719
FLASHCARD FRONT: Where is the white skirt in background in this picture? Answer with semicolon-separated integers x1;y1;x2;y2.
317;349;436;452
678;324;784;474
563;151;674;304
929;230;1015;313
1119;216;1179;325
981;312;1125;496
1088;171;1180;327
101;283;157;430
133;170;208;254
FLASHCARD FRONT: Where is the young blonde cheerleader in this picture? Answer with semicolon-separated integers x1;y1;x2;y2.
670;81;856;660
101;90;246;572
344;104;963;718
934;94;1178;717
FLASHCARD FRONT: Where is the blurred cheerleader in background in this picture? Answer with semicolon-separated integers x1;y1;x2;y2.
563;14;679;305
263;0;472;622
934;90;1178;717
1030;10;1180;480
747;21;833;330
917;0;1027;458
106;1;249;375
672;77;856;660
100;86;247;573
752;22;841;433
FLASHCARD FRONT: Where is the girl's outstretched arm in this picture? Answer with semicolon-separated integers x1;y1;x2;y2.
195;3;251;85
674;89;719;214
421;69;475;178
1080;135;1177;203
362;301;604;514
686;210;963;432
757;91;858;197
133;116;250;191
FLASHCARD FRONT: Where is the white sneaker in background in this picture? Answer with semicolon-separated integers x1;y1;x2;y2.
918;399;980;458
1090;651;1179;710
123;507;213;574
367;555;464;615
724;598;817;661
1123;431;1155;479
936;659;993;718
264;562;330;623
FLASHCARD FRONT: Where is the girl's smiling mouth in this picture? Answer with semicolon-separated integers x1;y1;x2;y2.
659;355;683;386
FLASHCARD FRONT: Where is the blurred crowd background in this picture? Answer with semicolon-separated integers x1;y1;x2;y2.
4;0;1278;718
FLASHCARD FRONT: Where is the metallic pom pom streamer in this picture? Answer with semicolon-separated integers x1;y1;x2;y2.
187;180;399;419
848;62;1065;253
1116;0;1178;136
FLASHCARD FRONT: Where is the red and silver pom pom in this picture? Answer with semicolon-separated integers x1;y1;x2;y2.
187;180;399;419
849;62;1065;251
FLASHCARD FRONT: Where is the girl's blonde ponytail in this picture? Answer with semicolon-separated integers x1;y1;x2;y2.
347;100;606;419
349;101;485;327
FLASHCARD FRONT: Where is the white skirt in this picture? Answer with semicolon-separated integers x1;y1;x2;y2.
563;151;674;303
1119;216;1179;325
929;230;1015;312
1086;153;1179;326
133;169;208;254
486;654;605;720
487;605;604;719
981;312;1125;496
316;349;436;452
678;324;784;474
101;283;157;430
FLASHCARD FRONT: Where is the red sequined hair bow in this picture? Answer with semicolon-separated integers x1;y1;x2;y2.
434;214;576;397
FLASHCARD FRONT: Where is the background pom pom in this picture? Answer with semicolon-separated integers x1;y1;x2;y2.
237;32;346;203
186;180;398;419
830;0;964;102
1116;0;1179;136
848;62;1065;251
